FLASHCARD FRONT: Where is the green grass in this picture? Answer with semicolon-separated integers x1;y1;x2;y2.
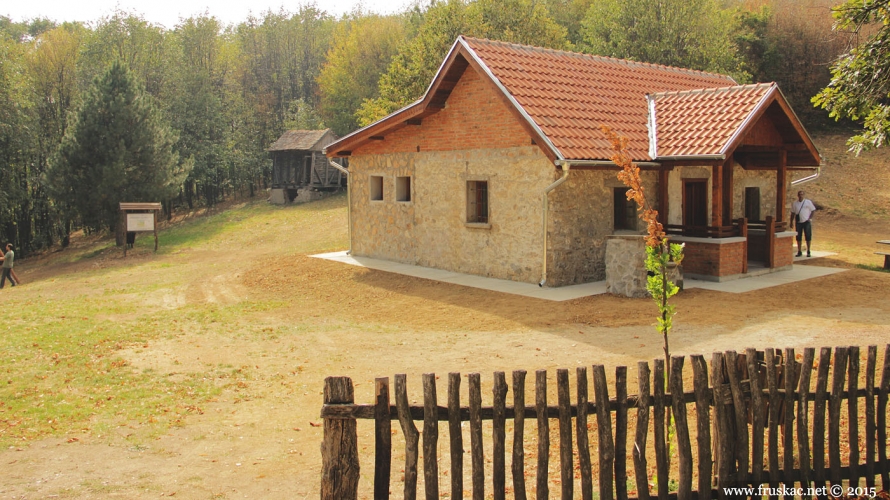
855;263;890;273
0;196;349;448
0;297;225;446
0;295;293;446
121;194;347;255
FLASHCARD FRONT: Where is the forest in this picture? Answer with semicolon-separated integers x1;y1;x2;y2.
0;0;864;256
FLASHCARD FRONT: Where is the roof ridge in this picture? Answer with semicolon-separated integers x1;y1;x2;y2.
650;82;775;99
461;36;736;83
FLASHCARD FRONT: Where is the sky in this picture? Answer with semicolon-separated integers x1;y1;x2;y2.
2;0;414;29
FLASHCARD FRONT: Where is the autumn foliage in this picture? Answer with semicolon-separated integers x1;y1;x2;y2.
602;124;683;377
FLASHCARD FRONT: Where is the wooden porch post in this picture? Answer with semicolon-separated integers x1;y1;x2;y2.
722;156;733;223
659;169;669;225
712;162;723;227
776;149;787;222
766;216;776;268
739;218;748;274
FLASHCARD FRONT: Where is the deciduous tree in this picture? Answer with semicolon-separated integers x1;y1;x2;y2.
580;0;741;77
357;0;568;126
813;0;890;153
318;13;406;135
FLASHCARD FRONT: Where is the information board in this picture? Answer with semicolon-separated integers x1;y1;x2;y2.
126;213;155;232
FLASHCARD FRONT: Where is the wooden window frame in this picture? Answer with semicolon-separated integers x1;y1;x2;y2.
466;180;490;226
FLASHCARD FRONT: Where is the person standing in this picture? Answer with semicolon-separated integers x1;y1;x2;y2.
791;190;817;257
0;243;15;288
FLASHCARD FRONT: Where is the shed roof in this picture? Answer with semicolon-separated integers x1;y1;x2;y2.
326;37;819;166
268;129;336;152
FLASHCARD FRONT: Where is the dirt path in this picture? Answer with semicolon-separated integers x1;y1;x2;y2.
2;194;890;498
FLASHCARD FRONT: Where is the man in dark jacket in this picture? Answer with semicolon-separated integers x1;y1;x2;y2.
1;243;15;288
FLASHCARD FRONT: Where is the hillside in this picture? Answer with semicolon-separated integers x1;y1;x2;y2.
0;133;889;498
810;132;890;219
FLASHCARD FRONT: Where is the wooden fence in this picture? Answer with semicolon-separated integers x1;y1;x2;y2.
320;345;890;499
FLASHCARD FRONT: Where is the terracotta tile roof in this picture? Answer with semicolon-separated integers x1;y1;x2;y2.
650;83;774;158
268;129;336;152
461;37;737;161
325;37;818;166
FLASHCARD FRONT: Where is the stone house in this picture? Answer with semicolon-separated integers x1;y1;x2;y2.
324;36;821;287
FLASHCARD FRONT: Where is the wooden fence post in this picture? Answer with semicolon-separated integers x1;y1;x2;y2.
670;357;692;500
633;362;652;500
321;376;359;500
557;369;574;500
448;373;463;500
536;370;549;500
577;367;593;500
395;374;419;500
513;370;528;500
374;377;392;500
423;373;440;500
711;353;731;499
594;364;615;500
879;344;890;490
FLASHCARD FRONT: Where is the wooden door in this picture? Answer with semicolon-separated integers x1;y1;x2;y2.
683;180;708;229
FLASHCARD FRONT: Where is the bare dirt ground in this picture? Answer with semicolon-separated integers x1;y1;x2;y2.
2;133;890;499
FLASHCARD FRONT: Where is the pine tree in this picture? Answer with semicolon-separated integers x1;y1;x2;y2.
49;59;188;243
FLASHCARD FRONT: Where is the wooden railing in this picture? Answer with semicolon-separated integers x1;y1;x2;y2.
665;219;788;239
665;224;739;238
745;218;789;233
320;345;890;499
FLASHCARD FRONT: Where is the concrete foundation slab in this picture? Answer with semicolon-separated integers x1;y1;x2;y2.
311;251;848;300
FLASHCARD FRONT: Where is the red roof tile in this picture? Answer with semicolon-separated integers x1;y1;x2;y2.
650;84;773;157
462;37;736;160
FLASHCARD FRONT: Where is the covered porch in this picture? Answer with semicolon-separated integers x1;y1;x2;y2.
648;83;821;281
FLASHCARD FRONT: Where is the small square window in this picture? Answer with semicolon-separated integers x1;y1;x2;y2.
396;176;411;202
467;181;489;223
370;175;383;201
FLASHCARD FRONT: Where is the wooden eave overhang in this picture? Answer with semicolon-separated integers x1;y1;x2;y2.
119;202;162;211
323;37;563;162
723;85;820;168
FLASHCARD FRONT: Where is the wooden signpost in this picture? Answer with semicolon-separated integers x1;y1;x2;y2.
119;202;161;256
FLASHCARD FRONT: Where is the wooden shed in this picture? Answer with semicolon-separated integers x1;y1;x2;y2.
268;129;346;204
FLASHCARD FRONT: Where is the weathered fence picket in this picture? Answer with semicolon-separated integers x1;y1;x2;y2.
320;344;890;500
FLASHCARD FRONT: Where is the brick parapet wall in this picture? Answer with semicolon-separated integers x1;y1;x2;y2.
680;239;747;277
774;233;795;268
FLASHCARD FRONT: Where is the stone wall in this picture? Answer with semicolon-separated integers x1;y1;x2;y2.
667;166;712;225
546;170;656;285
666;162;793;225
604;236;648;297
732;165;779;221
348;146;554;283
